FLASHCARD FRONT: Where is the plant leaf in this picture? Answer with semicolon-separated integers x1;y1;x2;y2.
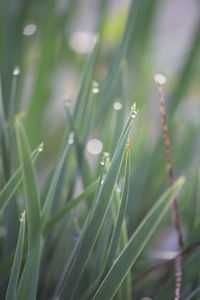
93;176;185;300
15;233;42;300
5;211;26;300
0;146;42;213
55;112;134;299
15;120;41;248
44;178;99;233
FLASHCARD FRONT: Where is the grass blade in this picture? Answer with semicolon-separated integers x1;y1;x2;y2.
15;119;41;249
0;145;42;213
44;179;99;232
15;234;42;300
93;176;185;300
56;110;135;299
5;211;26;300
104;150;130;271
98;0;142;115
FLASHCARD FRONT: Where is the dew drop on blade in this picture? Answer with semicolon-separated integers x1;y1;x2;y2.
92;81;99;94
38;143;44;152
131;110;137;119
100;156;106;166
68;132;74;144
23;24;37;36
13;66;20;76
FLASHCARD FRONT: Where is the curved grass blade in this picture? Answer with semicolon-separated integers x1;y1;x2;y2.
56;112;135;299
44;178;99;233
93;176;185;300
0;145;42;213
5;211;26;300
15;119;41;249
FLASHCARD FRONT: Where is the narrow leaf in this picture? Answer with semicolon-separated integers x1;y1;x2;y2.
44;178;99;233
5;211;26;300
0;145;42;213
15;234;42;300
15;120;41;249
56;112;134;299
93;176;185;300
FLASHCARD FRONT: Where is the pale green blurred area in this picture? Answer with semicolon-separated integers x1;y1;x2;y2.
0;0;200;298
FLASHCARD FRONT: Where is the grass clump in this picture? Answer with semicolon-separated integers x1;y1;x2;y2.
1;1;200;299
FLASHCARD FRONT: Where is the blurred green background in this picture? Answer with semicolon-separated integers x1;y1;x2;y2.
0;0;200;298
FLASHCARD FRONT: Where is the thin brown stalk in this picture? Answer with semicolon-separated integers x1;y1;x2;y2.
157;81;184;300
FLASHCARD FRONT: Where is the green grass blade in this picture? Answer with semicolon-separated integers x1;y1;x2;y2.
5;211;26;300
98;0;142;115
15;234;42;300
46;38;100;216
15;119;41;249
80;275;102;300
56;112;135;299
0;145;42;213
104;151;130;271
0;76;9;180
110;153;131;300
41;141;70;223
44;179;99;233
93;176;185;300
73;37;100;123
80;153;131;300
54;164;107;297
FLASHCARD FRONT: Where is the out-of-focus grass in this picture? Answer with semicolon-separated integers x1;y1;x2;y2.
0;0;200;299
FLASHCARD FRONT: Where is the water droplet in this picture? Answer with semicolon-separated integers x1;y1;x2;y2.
23;24;36;36
113;102;122;111
92;81;99;94
20;211;26;222
101;179;104;185
100;156;106;166
117;183;122;193
38;143;44;152
154;73;166;85
13;66;20;76
68;132;74;144
131;110;137;119
69;31;97;54
87;138;103;155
